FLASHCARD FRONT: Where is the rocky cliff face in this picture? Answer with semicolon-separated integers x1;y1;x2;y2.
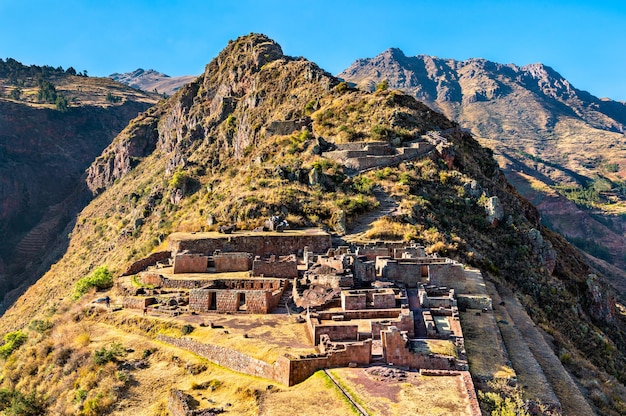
339;50;626;273
88;35;338;195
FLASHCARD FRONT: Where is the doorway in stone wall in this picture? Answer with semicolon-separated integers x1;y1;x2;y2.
238;293;247;311
209;292;216;310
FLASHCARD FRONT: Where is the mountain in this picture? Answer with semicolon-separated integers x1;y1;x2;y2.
109;68;196;96
338;49;626;275
0;59;159;310
1;35;626;415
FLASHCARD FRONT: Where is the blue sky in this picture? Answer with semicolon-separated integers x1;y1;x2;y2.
1;0;625;100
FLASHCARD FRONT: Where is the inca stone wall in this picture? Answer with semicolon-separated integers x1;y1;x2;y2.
252;257;298;278
306;312;359;344
122;297;157;309
157;335;291;385
121;251;171;276
157;335;371;386
429;263;467;293
370;311;414;338
381;327;456;370
341;292;366;310
168;389;191;416
190;285;283;314
169;232;331;257
214;252;252;272
173;253;208;274
139;272;207;289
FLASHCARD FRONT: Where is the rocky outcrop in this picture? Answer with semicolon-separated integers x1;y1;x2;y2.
527;228;557;275
587;274;618;324
87;34;339;195
485;196;504;226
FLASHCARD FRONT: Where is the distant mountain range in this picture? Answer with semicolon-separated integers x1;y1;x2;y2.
339;49;626;274
109;68;196;96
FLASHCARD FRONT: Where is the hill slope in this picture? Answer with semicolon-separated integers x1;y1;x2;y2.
1;35;626;415
0;59;158;309
109;68;196;96
338;49;626;273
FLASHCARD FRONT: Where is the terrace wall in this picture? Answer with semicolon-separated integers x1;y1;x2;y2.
157;335;371;386
169;232;331;257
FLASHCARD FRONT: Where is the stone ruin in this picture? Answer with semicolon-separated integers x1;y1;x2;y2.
115;226;490;399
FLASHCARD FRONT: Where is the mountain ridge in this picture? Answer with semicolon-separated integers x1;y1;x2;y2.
1;34;626;415
109;68;196;96
339;50;626;274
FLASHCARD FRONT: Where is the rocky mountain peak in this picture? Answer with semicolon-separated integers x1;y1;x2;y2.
520;62;575;99
88;33;337;194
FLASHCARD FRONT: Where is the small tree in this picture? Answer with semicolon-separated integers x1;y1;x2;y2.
37;80;57;103
55;93;68;112
9;87;21;100
376;79;389;91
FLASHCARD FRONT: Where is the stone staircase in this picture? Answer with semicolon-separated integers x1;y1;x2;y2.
276;280;293;314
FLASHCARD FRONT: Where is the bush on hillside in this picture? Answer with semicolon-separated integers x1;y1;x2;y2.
73;265;113;300
0;330;27;359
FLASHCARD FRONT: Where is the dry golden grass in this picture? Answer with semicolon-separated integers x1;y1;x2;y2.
106;309;316;363
363;218;416;241
411;339;458;358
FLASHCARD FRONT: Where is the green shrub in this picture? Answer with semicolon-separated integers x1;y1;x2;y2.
105;92;122;103
93;342;125;365
181;324;194;335
375;80;389;91
55;93;68;112
73;265;113;300
0;388;45;415
169;169;190;190
28;319;53;333
352;176;374;194
0;330;27;359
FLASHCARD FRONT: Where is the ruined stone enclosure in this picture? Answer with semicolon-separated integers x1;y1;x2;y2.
115;229;492;414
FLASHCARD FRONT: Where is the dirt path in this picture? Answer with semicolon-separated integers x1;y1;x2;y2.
344;188;400;240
